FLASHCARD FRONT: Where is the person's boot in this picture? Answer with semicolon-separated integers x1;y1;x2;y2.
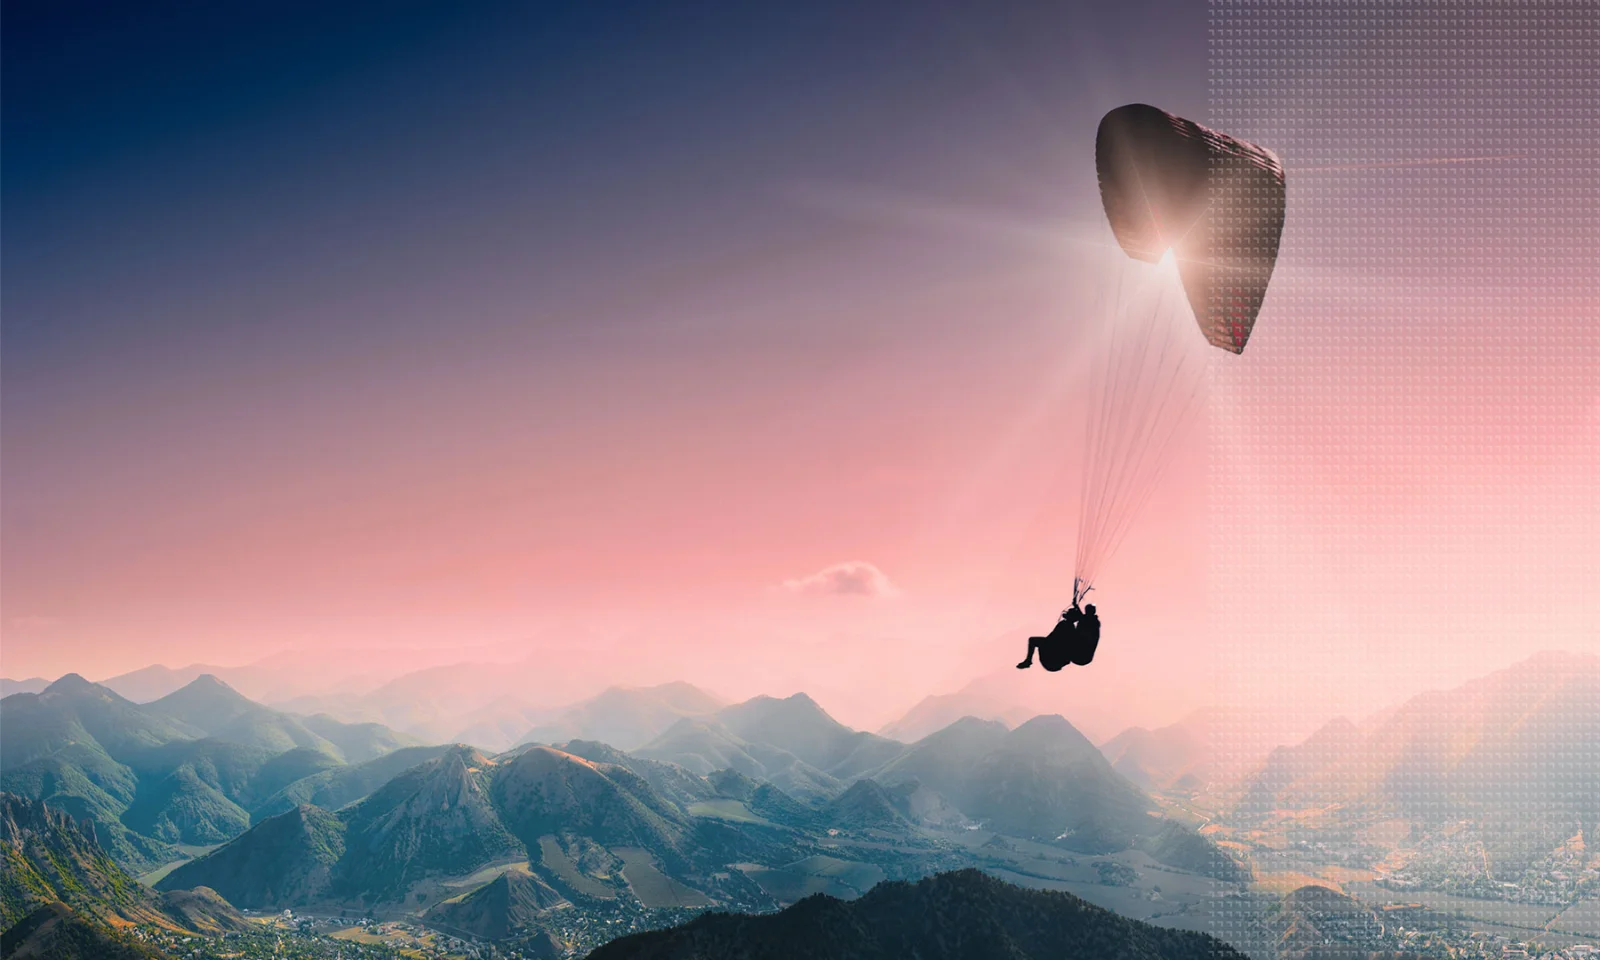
1016;659;1032;669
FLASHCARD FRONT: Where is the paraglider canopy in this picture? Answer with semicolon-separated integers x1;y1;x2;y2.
1068;105;1286;612
1095;103;1286;354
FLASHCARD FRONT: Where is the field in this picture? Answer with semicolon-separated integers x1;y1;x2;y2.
137;844;222;887
613;847;711;908
1549;899;1600;937
440;858;531;890
537;835;616;900
685;798;770;824
1345;883;1566;930
735;854;887;904
329;923;466;958
737;864;855;902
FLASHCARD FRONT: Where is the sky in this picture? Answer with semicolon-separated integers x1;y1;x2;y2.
4;0;1595;736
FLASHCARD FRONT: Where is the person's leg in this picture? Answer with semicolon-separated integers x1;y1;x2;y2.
1018;637;1042;668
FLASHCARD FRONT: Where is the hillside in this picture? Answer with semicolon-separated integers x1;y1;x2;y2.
635;718;843;801
424;867;567;940
156;804;348;906
336;746;522;900
556;740;715;808
1264;885;1395;960
870;715;1156;851
161;747;526;907
1;793;166;929
492;747;688;861
0;794;247;936
0;902;167;960
587;868;1252;960
879;693;1035;744
252;744;458;819
717;693;905;780
1232;717;1362;819
631;691;933;804
1099;709;1213;792
823;779;914;832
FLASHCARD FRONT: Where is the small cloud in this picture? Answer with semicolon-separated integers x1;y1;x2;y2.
781;561;900;599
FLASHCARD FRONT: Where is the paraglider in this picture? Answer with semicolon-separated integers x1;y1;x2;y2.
1030;105;1285;666
1017;603;1102;671
1017;607;1082;672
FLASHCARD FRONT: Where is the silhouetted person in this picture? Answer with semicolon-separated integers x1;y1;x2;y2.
1018;606;1079;672
1070;603;1102;666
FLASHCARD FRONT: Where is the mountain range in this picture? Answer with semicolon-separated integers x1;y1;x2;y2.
148;691;1233;929
1229;652;1600;830
0;679;49;699
587;868;1252;960
155;742;814;913
277;677;728;753
0;674;419;870
6;649;1593;954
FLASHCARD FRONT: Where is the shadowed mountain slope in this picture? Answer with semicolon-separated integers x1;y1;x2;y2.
587;868;1252;960
869;715;1156;851
424;867;567;940
251;744;457;820
0;902;167;960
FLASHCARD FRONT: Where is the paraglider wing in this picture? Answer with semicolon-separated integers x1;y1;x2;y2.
1095;104;1286;354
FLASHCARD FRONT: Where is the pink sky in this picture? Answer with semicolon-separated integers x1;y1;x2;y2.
4;1;1595;742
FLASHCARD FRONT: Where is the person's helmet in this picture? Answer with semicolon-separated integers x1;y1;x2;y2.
1085;604;1096;615
1062;609;1074;619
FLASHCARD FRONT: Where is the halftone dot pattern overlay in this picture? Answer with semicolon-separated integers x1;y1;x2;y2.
1207;0;1597;952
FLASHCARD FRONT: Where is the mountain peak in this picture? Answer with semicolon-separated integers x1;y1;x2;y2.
947;715;1010;734
721;691;843;730
826;779;913;830
42;673;98;696
1001;715;1114;772
1508;648;1600;676
163;673;249;703
1009;714;1093;747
